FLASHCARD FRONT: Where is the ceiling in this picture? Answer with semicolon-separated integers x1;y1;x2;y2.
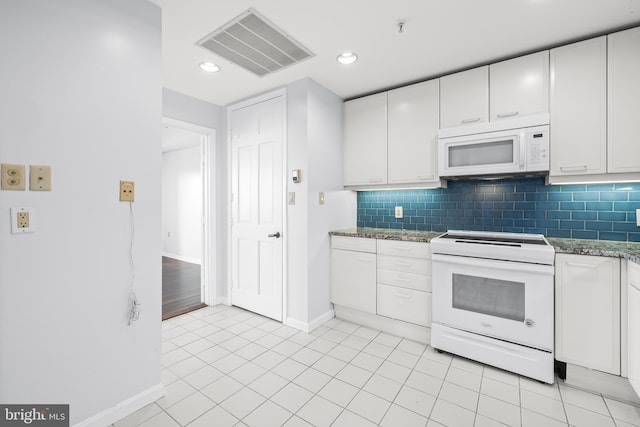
150;0;640;107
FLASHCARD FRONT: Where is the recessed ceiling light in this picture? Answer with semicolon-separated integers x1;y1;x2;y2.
337;52;358;65
199;62;220;73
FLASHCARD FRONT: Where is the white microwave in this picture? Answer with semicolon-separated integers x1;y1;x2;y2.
438;124;549;178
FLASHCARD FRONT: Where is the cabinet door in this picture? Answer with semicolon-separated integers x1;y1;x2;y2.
555;254;621;374
343;93;387;186
490;51;549;121
330;248;376;314
628;262;640;397
387;80;439;184
608;27;640;174
550;37;607;177
440;66;489;128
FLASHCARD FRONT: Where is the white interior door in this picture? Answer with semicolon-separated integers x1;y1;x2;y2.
230;95;284;321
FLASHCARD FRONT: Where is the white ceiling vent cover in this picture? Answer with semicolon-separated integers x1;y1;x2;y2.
197;9;314;77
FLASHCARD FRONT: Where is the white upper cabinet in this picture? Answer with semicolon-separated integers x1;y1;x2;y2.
490;51;549;121
440;66;489;128
608;27;640;174
550;37;607;177
343;92;388;186
387;80;440;184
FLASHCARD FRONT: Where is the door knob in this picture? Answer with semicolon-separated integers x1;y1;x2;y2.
268;232;281;238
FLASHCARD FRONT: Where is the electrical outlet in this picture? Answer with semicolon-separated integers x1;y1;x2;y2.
120;180;135;202
30;165;52;191
395;206;403;219
1;163;26;191
11;207;35;233
17;212;29;228
637;209;640;227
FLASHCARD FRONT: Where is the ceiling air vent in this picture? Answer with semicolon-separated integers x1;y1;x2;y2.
197;8;314;77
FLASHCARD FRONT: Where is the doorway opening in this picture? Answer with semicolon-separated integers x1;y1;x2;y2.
162;118;216;319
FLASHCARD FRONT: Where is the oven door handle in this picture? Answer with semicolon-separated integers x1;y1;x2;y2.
431;253;554;275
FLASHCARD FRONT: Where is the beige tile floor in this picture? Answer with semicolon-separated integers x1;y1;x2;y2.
112;305;640;426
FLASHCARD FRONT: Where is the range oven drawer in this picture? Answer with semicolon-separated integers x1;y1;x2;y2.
377;283;431;326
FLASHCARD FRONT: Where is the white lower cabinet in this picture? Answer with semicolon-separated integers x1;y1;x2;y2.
628;261;640;397
330;236;432;341
330;237;376;314
555;253;621;375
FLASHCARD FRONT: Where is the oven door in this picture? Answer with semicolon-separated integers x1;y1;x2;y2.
432;253;554;351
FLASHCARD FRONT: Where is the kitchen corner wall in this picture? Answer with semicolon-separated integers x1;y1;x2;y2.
286;79;356;330
357;177;640;242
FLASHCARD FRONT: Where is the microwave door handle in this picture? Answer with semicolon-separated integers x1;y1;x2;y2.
519;135;526;168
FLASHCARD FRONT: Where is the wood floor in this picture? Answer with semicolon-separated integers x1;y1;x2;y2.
162;257;206;320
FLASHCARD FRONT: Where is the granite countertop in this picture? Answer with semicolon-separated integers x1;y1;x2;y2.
329;227;640;265
330;227;441;243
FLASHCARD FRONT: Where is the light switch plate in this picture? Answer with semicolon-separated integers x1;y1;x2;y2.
11;207;35;233
30;165;52;191
288;192;295;205
319;192;325;205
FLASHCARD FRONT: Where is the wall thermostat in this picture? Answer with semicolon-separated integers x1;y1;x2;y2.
292;169;300;183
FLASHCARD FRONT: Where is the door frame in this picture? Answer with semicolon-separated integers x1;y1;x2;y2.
226;88;288;323
162;117;218;306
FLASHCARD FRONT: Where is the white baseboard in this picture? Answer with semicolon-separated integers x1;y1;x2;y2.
215;297;230;306
162;252;201;265
334;305;431;345
73;383;165;427
565;364;640;405
285;309;335;333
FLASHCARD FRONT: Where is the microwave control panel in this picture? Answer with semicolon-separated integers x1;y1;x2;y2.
526;125;549;171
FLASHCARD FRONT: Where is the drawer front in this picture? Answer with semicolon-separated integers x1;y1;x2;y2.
377;284;431;326
331;236;376;253
377;254;431;275
377;239;430;259
377;269;432;292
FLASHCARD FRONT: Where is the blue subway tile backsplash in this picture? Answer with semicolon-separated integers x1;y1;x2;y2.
356;177;640;242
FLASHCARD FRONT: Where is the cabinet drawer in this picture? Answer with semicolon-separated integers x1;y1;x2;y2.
377;269;431;292
377;254;430;275
377;284;431;326
377;239;430;259
331;236;376;253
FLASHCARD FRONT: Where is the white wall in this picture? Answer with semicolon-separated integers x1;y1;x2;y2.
162;146;202;263
0;1;163;425
286;79;356;329
306;80;357;322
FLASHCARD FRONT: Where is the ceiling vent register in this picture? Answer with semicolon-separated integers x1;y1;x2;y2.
197;8;314;77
